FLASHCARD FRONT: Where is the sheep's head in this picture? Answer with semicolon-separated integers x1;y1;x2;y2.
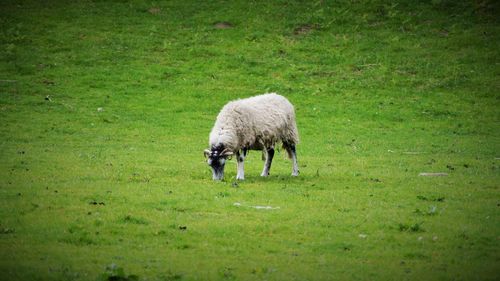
204;144;233;180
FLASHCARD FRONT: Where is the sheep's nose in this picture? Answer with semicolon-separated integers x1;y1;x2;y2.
213;172;224;180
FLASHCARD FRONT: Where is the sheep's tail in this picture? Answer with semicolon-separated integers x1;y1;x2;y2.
282;121;299;159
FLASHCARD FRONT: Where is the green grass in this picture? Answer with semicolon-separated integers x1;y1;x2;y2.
1;0;499;280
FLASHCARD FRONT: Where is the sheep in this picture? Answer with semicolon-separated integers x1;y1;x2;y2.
204;93;299;180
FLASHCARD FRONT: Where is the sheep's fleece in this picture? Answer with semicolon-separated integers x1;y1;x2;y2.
209;93;299;151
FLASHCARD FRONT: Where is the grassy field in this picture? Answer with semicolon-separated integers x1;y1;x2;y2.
1;0;499;280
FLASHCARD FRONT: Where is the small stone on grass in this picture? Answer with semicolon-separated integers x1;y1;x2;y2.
419;172;448;177
148;7;161;15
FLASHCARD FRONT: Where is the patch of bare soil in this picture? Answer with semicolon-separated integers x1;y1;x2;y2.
214;22;234;29
293;24;318;35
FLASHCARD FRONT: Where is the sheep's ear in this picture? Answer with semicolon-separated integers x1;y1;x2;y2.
204;149;211;158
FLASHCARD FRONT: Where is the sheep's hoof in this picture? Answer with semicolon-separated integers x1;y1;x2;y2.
236;176;245;180
292;171;299;177
260;172;269;177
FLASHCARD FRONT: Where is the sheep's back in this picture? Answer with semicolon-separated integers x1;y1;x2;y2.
232;94;299;146
210;93;299;150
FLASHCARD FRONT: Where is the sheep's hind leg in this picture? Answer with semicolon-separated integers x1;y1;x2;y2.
236;149;247;180
291;145;299;176
285;144;299;176
261;146;274;177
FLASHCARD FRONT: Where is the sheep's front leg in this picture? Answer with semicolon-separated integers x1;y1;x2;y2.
261;146;274;177
236;149;247;180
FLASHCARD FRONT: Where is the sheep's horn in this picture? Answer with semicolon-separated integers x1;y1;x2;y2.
221;148;233;157
204;149;211;158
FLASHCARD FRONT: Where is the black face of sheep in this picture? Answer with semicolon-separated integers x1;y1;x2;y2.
204;145;233;180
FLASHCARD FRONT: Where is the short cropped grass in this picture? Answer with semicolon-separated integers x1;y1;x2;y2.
1;0;499;280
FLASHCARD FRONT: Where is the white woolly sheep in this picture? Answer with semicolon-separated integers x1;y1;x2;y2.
204;93;299;180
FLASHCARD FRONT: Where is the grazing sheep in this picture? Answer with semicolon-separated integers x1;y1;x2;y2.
204;93;299;180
